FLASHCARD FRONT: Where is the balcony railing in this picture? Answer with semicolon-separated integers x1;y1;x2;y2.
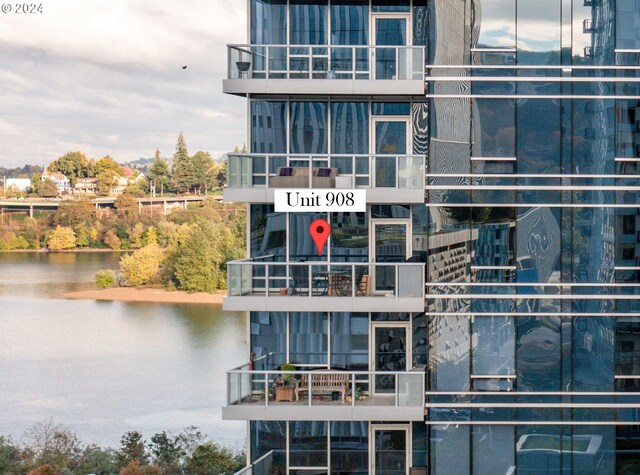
227;368;425;409
227;260;425;299
227;154;425;190
228;44;425;81
233;451;275;475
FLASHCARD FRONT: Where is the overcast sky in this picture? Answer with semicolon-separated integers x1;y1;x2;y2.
0;0;247;168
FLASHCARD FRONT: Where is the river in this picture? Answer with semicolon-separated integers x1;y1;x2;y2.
0;252;247;449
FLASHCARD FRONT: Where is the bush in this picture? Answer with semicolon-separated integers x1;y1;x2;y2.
94;270;117;289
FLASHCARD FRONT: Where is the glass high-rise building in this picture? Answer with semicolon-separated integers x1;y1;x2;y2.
222;0;640;473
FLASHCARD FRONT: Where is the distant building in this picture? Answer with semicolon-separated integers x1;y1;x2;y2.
5;178;31;193
41;171;71;194
110;173;145;195
74;178;98;195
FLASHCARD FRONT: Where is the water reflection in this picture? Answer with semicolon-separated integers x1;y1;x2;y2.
0;253;247;448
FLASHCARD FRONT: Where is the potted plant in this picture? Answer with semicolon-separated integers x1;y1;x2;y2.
274;363;297;402
346;384;365;402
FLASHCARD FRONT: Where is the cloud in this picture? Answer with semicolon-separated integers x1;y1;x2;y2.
0;0;247;167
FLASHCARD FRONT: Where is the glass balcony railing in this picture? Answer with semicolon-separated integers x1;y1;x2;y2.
226;260;425;299
227;154;425;191
228;44;425;81
227;367;425;409
233;451;277;475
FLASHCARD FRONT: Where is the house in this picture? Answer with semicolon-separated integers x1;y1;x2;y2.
110;173;146;196
41;171;71;194
5;178;32;193
74;178;98;194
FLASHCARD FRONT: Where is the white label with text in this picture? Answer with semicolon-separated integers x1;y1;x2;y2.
274;189;366;212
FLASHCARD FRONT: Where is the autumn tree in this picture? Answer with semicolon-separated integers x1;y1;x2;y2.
22;419;81;473
47;226;76;250
119;243;163;286
104;229;122;250
38;178;58;198
116;431;148;468
95;156;123;175
53;201;96;227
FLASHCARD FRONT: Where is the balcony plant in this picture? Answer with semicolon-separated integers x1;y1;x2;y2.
277;363;297;386
345;384;365;402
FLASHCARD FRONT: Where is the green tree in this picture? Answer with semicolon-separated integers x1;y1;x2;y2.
94;269;117;288
38;178;58;198
117;431;148;468
0;436;21;475
119;243;163;286
30;173;42;194
171;133;192;194
76;445;118;475
171;221;235;292
148;432;184;475
48;151;93;184
185;442;243;475
47;226;76;250
149;149;170;196
191;151;214;194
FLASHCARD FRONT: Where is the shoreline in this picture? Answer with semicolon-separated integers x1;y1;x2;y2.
62;287;225;304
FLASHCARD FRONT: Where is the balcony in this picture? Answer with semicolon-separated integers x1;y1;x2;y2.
224;260;425;312
223;365;425;421
224;154;425;204
223;44;426;96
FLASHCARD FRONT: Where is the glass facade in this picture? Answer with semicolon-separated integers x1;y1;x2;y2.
226;0;640;473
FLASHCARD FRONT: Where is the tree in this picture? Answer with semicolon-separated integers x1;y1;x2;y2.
48;151;93;184
191;151;214;194
117;431;148;468
95;156;123;175
148;432;184;475
26;464;61;475
38;178;58;198
22;419;81;472
53;201;96;227
31;173;42;194
96;169;120;196
0;436;21;475
129;223;145;248
115;193;138;220
47;226;76;250
171;133;192;194
149;149;170;196
119;243;163;286
104;230;122;250
171;221;231;292
185;442;244;475
76;445;118;475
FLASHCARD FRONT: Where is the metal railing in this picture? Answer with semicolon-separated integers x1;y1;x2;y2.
226;260;425;299
227;368;425;408
227;154;425;190
233;451;275;475
228;44;425;81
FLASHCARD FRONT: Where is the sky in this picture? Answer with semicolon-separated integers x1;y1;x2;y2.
0;0;247;168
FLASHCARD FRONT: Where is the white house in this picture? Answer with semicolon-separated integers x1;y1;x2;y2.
5;178;32;193
41;171;71;194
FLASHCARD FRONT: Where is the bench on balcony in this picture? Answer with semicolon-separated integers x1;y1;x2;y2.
269;166;337;189
295;371;349;402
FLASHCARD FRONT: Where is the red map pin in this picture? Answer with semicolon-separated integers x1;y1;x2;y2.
310;219;331;256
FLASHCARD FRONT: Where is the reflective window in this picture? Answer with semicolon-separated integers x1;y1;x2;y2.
472;426;514;474
331;102;369;154
372;0;410;13
290;102;328;154
290;212;329;261
250;0;287;45
290;0;328;45
251;101;287;154
331;0;368;45
474;0;515;49
251;312;287;367
330;212;368;262
472;316;515;376
330;422;368;474
616;318;640;391
250;421;286;468
250;205;286;260
331;313;368;370
289;421;328;467
289;312;328;365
